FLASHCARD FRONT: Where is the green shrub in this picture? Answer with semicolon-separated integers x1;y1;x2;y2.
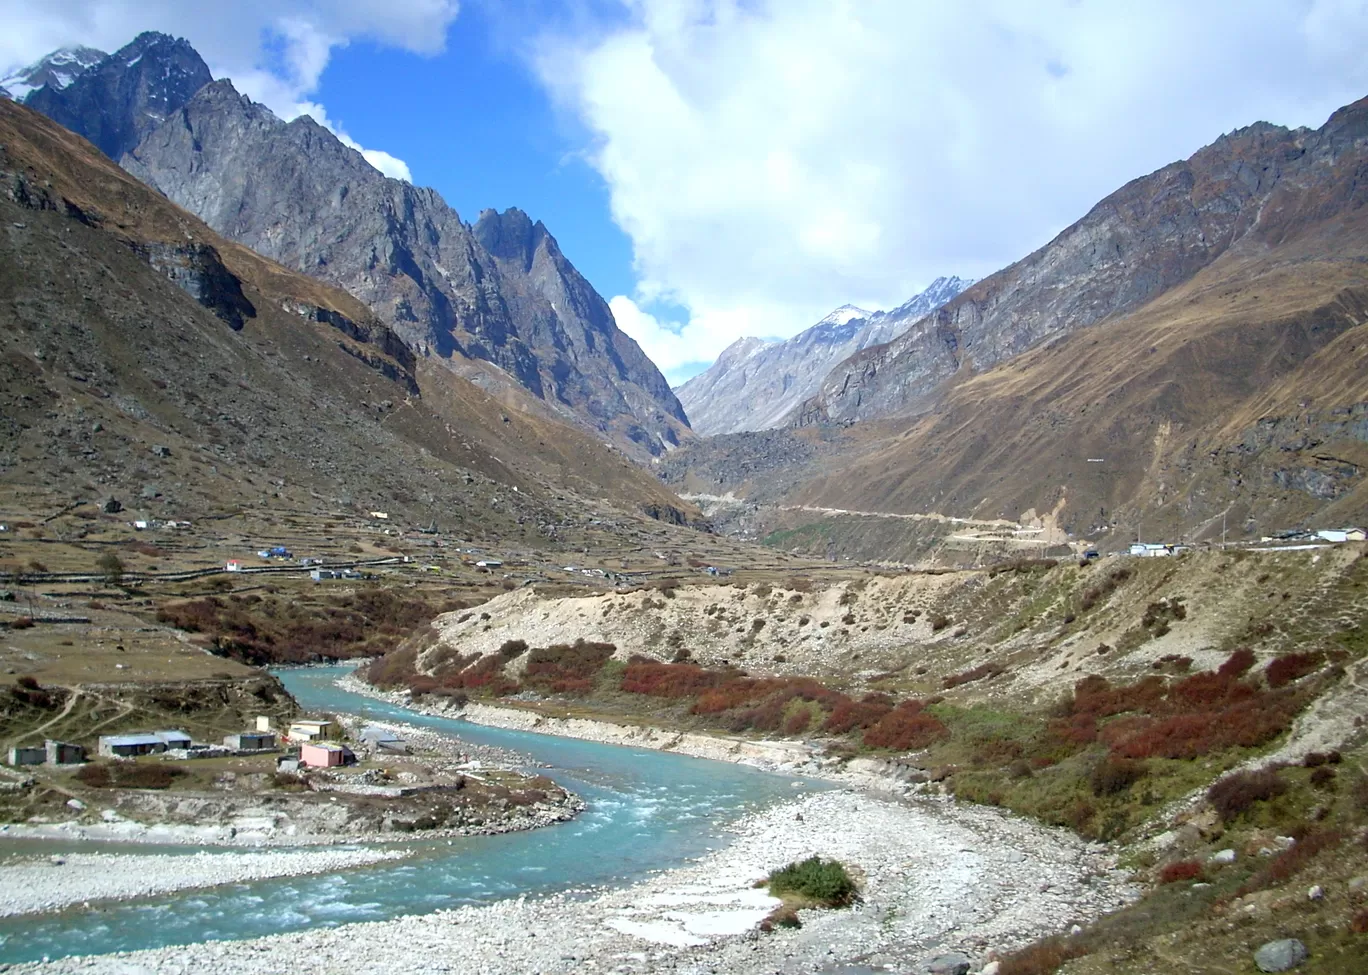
766;856;859;907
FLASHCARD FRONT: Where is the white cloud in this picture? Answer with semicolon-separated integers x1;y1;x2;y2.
533;0;1368;374
0;0;460;181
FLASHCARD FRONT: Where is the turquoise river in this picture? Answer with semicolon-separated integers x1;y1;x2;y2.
0;666;814;964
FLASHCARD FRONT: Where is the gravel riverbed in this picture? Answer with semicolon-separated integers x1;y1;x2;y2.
0;847;410;918
6;789;1141;974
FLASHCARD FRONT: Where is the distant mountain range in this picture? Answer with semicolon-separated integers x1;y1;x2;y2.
662;97;1368;554
6;33;690;460
676;276;972;435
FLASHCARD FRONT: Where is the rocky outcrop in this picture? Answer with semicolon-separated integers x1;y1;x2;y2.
804;99;1368;425
676;277;970;435
110;71;686;456
24;33;210;161
137;242;256;330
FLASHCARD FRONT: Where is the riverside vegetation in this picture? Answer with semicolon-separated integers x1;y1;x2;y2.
355;546;1368;973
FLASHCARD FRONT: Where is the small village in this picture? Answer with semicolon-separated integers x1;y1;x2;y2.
5;714;408;771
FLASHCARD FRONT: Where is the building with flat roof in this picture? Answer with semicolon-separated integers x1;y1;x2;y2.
98;730;192;758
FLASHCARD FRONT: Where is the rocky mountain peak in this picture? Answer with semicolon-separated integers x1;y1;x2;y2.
85;44;691;457
473;207;547;272
1;45;107;101
25;32;211;160
817;305;874;328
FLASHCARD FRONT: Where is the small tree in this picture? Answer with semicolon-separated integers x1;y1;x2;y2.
96;551;125;586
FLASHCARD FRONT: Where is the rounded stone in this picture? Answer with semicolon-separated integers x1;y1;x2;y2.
1253;938;1308;972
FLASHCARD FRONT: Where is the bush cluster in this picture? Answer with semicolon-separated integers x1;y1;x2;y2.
1048;649;1304;761
766;856;858;907
1206;768;1288;822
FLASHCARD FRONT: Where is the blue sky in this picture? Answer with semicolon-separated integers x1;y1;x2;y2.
6;1;1368;385
313;3;638;305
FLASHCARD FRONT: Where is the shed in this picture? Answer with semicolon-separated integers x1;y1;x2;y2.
45;740;85;765
224;731;276;751
301;742;349;768
226;560;243;572
155;730;192;750
7;745;44;766
1346;527;1367;542
99;733;166;758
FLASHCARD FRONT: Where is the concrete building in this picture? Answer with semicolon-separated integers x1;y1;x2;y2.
224;731;276;751
300;742;348;768
1129;543;1172;557
98;730;192;758
288;719;335;743
7;745;44;766
45;740;85;765
255;716;273;732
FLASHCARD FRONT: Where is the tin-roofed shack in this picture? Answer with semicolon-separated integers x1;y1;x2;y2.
98;730;191;758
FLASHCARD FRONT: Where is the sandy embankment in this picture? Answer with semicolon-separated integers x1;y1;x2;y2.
9;789;1141;975
0;847;409;917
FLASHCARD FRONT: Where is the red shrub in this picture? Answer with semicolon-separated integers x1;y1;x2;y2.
621;662;724;697
1218;647;1256;678
1159;859;1204;884
782;709;812;735
941;661;1005;689
863;701;948;751
822;694;893;734
1265;651;1321;688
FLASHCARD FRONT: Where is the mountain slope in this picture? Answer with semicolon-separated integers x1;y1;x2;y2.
676;277;970;435
661;99;1368;559
800;109;1368;427
23;33;210;161
96;55;688;459
0;97;697;536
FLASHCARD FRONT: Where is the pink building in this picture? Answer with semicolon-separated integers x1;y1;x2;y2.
300;742;346;768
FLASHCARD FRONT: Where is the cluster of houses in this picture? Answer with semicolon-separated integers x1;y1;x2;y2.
1126;527;1365;559
7;714;410;772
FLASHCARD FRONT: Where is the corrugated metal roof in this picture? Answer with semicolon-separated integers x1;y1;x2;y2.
101;734;162;747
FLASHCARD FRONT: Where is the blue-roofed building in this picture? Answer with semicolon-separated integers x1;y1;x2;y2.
98;730;192;758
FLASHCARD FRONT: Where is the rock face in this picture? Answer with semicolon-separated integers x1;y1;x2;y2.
802;103;1368;426
676;277;970;435
17;33;688;458
113;76;685;456
0;96;697;537
24;33;211;161
1;46;107;102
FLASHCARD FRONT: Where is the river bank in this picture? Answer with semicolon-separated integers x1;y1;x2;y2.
0;847;411;918
339;672;918;793
7;788;1141;974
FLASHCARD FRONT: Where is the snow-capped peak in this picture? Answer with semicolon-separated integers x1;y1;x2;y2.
816;304;874;327
1;45;107;101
